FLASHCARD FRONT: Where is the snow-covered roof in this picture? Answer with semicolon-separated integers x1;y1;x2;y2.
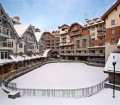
0;59;15;65
14;24;30;37
117;38;120;47
42;49;51;57
9;54;41;62
104;53;120;72
34;32;42;42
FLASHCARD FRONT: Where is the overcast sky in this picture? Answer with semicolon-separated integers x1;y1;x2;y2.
1;0;115;32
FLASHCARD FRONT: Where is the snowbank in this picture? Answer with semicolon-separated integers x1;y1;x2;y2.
104;53;120;71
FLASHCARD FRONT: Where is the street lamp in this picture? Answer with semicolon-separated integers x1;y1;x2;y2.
23;55;26;67
112;56;117;98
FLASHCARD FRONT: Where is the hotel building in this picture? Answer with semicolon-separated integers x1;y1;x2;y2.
101;0;120;61
84;18;106;63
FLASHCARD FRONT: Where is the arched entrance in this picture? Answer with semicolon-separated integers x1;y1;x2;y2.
51;51;59;58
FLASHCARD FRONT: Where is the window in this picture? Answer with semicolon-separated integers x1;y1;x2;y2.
5;52;8;58
111;20;115;25
1;52;4;59
100;50;103;53
91;33;95;36
111;38;115;43
99;43;103;46
8;42;13;47
76;40;80;45
111;29;115;34
91;27;95;31
92;50;95;53
83;39;86;42
0;52;8;59
62;28;65;31
19;43;23;48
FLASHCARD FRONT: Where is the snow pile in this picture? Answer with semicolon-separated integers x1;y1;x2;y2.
12;63;107;89
42;49;51;57
104;53;120;71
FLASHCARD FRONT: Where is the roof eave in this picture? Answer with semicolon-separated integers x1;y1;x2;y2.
101;0;120;20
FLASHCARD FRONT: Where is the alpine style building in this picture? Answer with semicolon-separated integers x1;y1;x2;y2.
0;0;120;77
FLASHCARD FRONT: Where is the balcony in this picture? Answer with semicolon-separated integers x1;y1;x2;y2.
61;36;66;39
97;32;105;38
88;53;105;57
27;39;34;44
97;27;106;32
0;26;10;38
82;44;87;48
69;31;81;37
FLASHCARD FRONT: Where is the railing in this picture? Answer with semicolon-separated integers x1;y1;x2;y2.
2;60;108;98
97;32;105;37
97;27;106;32
69;31;81;36
17;78;107;98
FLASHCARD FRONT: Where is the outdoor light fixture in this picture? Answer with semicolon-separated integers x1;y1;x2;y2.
112;56;117;98
23;55;26;67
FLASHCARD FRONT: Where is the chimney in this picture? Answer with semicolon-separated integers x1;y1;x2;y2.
35;28;40;32
13;16;20;21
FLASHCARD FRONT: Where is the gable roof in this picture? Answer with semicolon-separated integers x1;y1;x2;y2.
101;0;120;20
14;24;30;37
34;32;42;42
68;22;83;32
58;24;69;29
0;3;19;40
42;31;54;37
104;52;120;72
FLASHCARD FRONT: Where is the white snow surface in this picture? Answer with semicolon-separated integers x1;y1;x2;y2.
0;87;120;105
14;24;30;37
34;32;42;42
104;53;120;71
117;38;120;46
12;63;107;89
42;49;51;57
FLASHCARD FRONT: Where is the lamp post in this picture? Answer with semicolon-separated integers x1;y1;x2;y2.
23;55;26;67
112;56;116;98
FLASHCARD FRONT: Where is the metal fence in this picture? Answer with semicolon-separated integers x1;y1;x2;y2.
17;78;107;98
2;60;108;98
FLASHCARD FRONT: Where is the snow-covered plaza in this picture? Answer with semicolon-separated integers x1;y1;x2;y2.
12;63;107;89
1;62;120;105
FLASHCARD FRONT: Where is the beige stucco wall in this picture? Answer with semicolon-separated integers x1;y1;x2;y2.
105;4;120;28
90;26;98;40
105;43;117;62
